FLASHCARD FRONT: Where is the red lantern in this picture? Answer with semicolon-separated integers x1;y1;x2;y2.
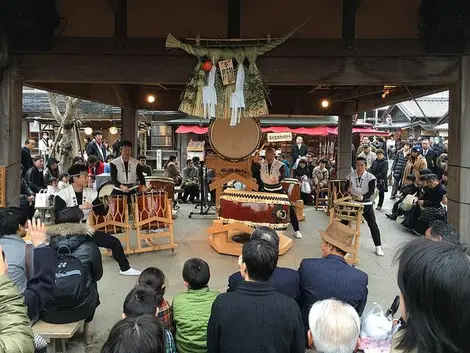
201;60;212;72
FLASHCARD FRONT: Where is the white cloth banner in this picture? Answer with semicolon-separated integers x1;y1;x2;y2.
230;64;246;126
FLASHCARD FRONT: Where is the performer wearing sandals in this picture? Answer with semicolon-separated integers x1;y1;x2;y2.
254;147;303;239
54;163;141;276
110;140;146;197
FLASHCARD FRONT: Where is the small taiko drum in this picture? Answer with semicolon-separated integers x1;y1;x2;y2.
281;178;301;202
145;176;175;201
134;191;168;229
218;189;291;230
92;182;128;233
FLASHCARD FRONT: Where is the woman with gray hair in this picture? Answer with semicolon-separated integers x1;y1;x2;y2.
306;299;361;353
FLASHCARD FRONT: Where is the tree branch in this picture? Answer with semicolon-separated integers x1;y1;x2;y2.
47;92;64;124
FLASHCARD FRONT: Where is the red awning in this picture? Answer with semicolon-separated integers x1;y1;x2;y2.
329;127;389;136
262;126;333;136
175;125;208;134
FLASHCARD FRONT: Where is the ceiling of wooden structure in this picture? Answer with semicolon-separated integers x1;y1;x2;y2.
5;0;466;116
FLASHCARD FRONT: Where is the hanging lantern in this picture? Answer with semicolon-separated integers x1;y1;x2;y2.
109;126;118;135
201;59;213;73
84;127;93;135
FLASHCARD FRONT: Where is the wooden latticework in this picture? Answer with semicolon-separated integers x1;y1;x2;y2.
327;180;349;214
133;192;177;254
0;166;5;208
89;195;132;255
329;198;364;266
315;184;329;212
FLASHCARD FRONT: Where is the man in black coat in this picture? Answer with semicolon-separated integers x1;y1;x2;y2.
299;221;368;332
227;227;300;302
422;138;438;172
291;136;308;167
390;142;411;199
86;130;106;162
21;139;35;176
25;156;46;193
208;239;305;353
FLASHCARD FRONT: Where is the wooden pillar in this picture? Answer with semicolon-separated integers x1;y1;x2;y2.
337;115;353;179
0;63;22;207
121;108;137;157
448;56;470;247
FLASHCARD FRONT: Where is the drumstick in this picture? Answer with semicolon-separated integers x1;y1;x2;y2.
255;142;266;156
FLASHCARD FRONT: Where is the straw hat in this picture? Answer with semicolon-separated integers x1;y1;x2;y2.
319;221;356;254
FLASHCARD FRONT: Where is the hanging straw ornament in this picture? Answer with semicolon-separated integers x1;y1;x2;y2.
203;65;217;119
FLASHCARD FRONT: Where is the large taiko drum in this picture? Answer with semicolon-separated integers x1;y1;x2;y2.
145;176;175;201
218;189;291;230
134;191;168;229
281;178;301;202
208;117;262;161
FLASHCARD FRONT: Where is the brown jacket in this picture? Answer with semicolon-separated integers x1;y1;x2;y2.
164;162;182;185
402;155;427;184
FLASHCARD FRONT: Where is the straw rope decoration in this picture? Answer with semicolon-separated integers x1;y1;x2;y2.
166;20;308;124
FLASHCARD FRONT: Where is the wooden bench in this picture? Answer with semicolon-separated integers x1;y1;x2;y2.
33;320;89;353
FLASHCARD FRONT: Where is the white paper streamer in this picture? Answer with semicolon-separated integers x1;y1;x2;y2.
202;66;217;119
230;64;246;126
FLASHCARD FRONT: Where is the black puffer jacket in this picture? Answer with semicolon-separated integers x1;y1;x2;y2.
42;223;103;324
371;158;388;185
391;150;407;178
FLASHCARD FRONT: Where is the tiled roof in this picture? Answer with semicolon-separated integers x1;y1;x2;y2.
397;91;448;119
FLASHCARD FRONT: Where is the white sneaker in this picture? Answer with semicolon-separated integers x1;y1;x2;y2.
375;246;385;256
294;231;303;239
120;268;141;276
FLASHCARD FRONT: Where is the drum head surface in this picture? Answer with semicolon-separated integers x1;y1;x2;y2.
209;117;261;161
98;183;114;199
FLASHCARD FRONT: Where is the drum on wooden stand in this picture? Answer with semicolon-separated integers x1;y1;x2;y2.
145;177;175;201
134;191;168;230
218;189;291;231
91;182;128;234
208;117;262;162
281;178;301;202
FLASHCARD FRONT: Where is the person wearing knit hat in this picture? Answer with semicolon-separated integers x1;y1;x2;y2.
402;145;428;184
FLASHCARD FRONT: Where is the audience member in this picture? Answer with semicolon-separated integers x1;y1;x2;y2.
172;258;219;353
138;267;174;332
306;299;361;353
357;144;376;167
207;239;305;353
122;285;176;353
424;220;461;245
391;239;470;353
86;131;106;162
43;157;60;186
0;207;32;292
390;142;411;199
58;173;70;190
180;159;199;203
299;221;368;331
138;155;153;176
0;247;34;353
227;226;299;301
25;156;46;193
21;139;35;176
164;155;182;186
87;155;106;179
41;207;103;324
402;146;427;182
20;171;36;220
101;315;165;353
386;175;418;221
370;149;388;210
312;159;329;188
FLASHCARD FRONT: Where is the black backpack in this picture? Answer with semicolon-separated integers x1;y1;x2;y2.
50;245;87;308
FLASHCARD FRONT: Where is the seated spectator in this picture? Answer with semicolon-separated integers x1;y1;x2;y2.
294;157;311;179
0;207;32;292
25;156;46;193
0;247;34;353
46;177;59;196
87;155;106;180
180;159;199;203
207;239;305;353
277;154;291;178
58;173;70;190
101;315;165;353
312;159;329;189
43;158;60;187
299;221;368;330
424;220;461;245
104;155;114;174
391;239;470;353
41;207;103;324
72;156;86;166
138;155;153;176
138;267;174;332
386;175;418;221
306;299;361;353
122;285;176;353
227;226;299;301
172;258;219;353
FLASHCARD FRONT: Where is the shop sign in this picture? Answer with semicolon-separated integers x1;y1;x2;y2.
187;140;205;152
218;59;236;85
267;132;293;143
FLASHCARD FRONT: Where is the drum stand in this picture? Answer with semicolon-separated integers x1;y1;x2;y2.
189;162;216;218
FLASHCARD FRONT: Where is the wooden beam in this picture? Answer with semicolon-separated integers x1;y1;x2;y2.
111;0;128;39
121;108;137;157
0;62;22;207
17;54;459;86
227;0;241;38
342;0;360;40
